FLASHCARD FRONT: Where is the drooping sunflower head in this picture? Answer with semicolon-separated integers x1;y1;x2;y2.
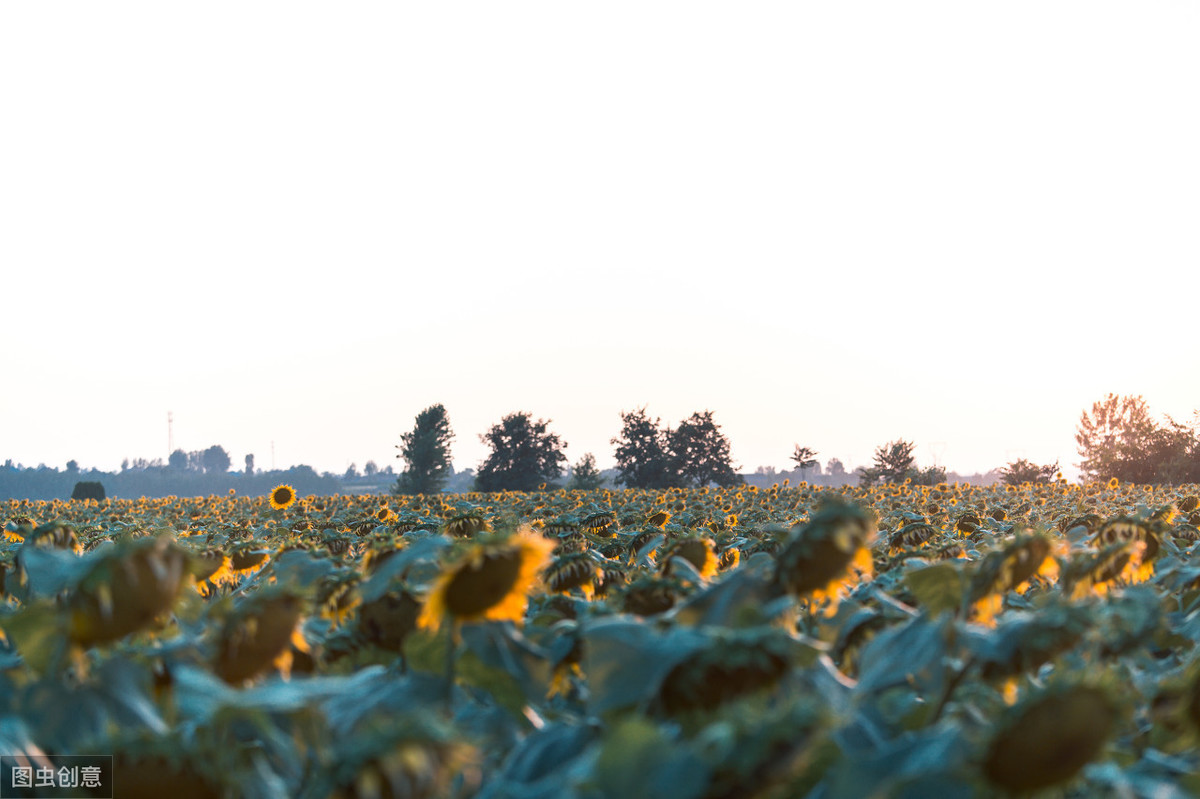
418;527;555;631
660;536;719;580
656;628;794;716
544;550;603;599
982;684;1119;793
269;484;296;511
773;497;876;607
444;508;491;539
1094;517;1159;562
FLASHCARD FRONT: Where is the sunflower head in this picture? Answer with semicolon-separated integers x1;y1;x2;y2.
214;589;308;683
544;551;603;599
656;629;793;715
982;684;1119;792
444;509;491;539
1095;517;1159;562
269;484;296;511
773;498;876;603
418;527;554;631
661;536;719;580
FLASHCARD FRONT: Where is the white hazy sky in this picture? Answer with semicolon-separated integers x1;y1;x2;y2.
2;2;1198;481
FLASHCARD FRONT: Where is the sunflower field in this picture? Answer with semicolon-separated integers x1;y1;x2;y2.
3;479;1200;798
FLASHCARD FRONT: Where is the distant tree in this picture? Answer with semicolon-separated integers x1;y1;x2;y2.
475;411;567;492
201;445;231;474
567;453;605;490
395;403;456;495
121;458;130;472
1076;394;1200;483
364;460;378;477
612;408;676;489
826;458;847;477
668;411;743;488
71;481;106;501
344;463;360;480
66;459;79;473
791;445;819;470
168;449;188;471
1000;458;1060;486
858;439;944;486
244;453;255;475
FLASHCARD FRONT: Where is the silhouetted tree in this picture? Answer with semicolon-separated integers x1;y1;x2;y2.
168;449;188;471
858;439;945;486
1000;458;1060;486
791;445;819;470
201;445;231;474
612;408;677;489
364;460;378;477
475;411;566;492
244;453;255;474
344;463;361;480
668;411;743;488
71;481;106;501
567;453;605;490
1076;394;1200;483
395;403;456;495
827;458;847;477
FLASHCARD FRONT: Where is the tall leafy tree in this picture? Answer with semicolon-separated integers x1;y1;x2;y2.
475;412;567;492
567;453;605;490
612;408;676;489
791;445;819;470
1000;458;1059;486
858;439;944;486
395;403;455;495
668;411;743;488
1076;394;1200;483
201;445;231;474
1076;394;1158;482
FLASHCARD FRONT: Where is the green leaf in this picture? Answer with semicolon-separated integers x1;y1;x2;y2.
582;617;708;714
904;562;965;616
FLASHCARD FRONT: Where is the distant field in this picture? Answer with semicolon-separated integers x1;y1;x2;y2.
2;480;1199;797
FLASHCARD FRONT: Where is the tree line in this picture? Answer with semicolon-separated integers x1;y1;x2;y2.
393;395;1200;495
4;394;1194;500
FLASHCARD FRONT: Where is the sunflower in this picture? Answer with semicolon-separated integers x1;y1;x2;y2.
982;685;1118;792
418;527;555;632
269;484;296;511
773;498;876;613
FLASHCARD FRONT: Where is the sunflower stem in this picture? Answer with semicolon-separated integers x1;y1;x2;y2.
443;625;458;712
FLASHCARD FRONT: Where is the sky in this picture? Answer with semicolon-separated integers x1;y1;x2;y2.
2;2;1198;482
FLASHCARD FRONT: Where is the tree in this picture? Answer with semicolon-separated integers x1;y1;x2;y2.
668;411;743;488
168;449;188;471
827;458;847;477
66;459;79;473
395;403;456;495
475;412;567;492
791;445;819;470
364;461;378;477
612;408;676;489
567;453;605;490
1000;458;1060;486
344;463;360;480
201;445;231;474
71;481;106;501
244;453;255;475
1076;394;1200;483
859;440;916;485
857;439;945;486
